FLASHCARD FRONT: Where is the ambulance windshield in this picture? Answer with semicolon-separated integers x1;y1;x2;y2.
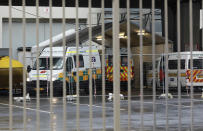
107;55;128;66
121;56;128;66
73;55;84;68
33;57;63;70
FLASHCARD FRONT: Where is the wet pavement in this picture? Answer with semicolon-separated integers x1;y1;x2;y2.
0;92;203;131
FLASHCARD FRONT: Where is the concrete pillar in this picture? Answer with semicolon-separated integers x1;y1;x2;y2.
180;2;189;51
168;6;176;51
181;2;200;51
162;1;201;51
192;2;200;51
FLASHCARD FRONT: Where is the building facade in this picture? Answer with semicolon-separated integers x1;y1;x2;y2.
0;6;102;59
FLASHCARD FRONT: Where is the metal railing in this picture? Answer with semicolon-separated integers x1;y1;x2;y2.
4;0;200;131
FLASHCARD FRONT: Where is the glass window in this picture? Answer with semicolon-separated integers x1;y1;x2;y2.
107;55;128;66
156;61;159;68
73;55;84;68
121;56;128;66
181;60;185;69
189;59;203;69
168;60;185;69
33;57;63;70
107;55;113;66
66;57;73;72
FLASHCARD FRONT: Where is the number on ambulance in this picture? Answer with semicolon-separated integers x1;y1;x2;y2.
92;57;96;62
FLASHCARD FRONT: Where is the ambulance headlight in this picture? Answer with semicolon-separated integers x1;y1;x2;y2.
27;77;31;82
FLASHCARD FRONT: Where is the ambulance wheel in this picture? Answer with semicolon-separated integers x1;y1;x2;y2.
84;88;89;95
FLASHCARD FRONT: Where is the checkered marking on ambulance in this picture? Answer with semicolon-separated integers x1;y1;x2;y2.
186;70;203;82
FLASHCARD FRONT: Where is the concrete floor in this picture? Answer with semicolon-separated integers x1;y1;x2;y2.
0;91;203;131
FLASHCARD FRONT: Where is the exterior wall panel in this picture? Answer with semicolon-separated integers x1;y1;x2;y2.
2;21;84;59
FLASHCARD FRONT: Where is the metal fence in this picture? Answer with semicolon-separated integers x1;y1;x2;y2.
4;0;202;131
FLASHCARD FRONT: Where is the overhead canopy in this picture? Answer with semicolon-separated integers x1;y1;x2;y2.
92;21;173;47
54;21;173;48
62;21;172;47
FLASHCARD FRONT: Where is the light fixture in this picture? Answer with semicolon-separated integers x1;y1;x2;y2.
119;32;127;39
96;36;102;41
96;32;127;40
136;30;146;35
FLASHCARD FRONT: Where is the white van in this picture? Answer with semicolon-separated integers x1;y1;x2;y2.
147;51;203;90
26;46;101;95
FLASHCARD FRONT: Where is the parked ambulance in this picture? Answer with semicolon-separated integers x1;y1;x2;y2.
147;51;203;91
104;48;135;90
26;46;101;95
27;45;135;95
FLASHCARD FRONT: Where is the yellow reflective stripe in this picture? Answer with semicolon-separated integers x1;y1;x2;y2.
74;76;77;82
58;73;63;78
181;73;186;77
168;73;177;77
124;67;127;72
110;67;113;72
86;50;98;53
66;51;77;53
83;75;88;80
33;75;47;78
0;88;9;90
79;71;83;76
106;67;109;73
147;73;152;78
65;77;69;82
197;75;203;78
34;88;44;91
96;69;101;74
124;72;128;78
121;73;125;78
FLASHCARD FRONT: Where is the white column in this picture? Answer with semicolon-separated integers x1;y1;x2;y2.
0;17;2;48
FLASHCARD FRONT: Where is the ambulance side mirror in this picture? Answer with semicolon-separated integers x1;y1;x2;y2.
27;65;31;73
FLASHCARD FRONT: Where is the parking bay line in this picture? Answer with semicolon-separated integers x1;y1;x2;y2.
124;100;191;108
67;101;126;111
0;102;51;114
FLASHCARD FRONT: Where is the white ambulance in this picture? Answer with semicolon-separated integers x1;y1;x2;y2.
147;51;203;90
26;46;101;95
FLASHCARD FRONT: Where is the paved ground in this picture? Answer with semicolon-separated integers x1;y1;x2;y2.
0;90;203;131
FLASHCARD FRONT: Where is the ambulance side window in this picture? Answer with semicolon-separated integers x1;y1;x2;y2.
181;60;185;69
73;55;84;68
189;59;203;69
168;60;177;69
66;57;73;72
168;60;185;69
